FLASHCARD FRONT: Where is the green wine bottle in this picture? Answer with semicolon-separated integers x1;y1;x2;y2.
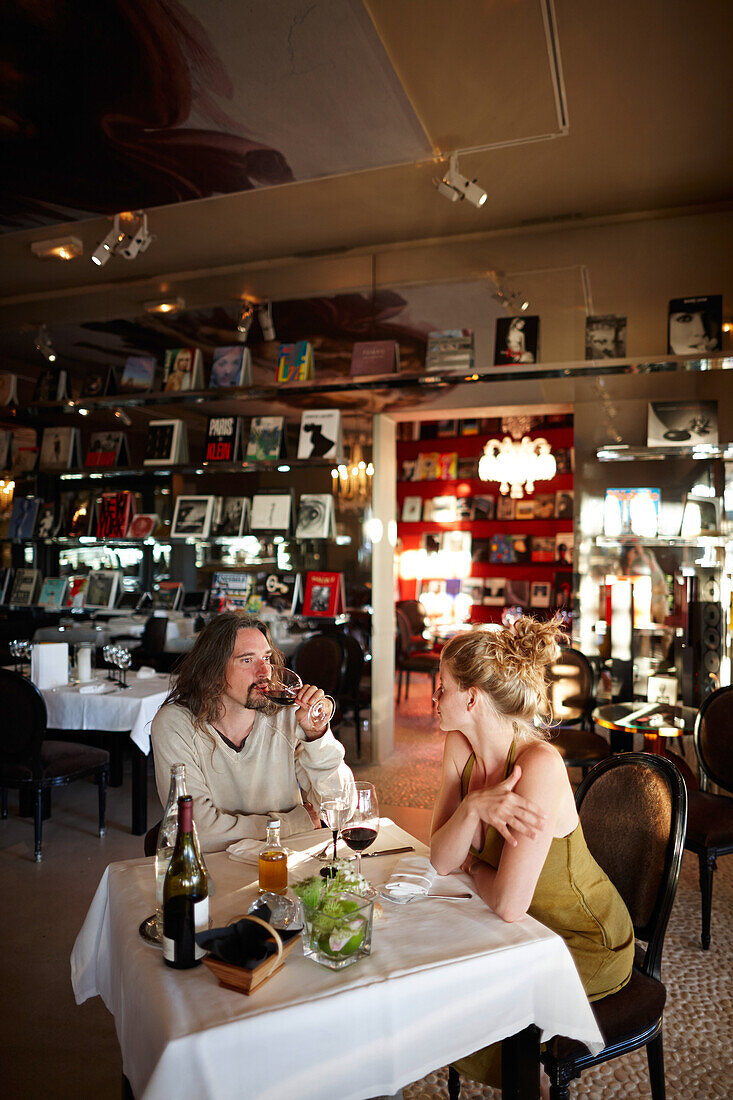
162;795;209;969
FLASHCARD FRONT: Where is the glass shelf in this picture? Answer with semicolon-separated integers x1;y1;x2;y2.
596;444;731;462
594;535;729;548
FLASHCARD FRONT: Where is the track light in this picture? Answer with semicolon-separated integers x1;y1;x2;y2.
258;300;275;341
91;218;123;266
434;153;487;208
35;324;56;362
91;212;153;266
114;408;132;426
119;212;153;259
236;301;255;342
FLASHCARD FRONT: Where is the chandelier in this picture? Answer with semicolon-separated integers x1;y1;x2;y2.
331;438;374;511
478;420;556;499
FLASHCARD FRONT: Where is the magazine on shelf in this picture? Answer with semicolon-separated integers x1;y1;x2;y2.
349;340;400;377
81;366;117;397
61;489;95;538
246;416;285;461
302;571;345;617
211;496;248;538
530;581;552;609
425;329;474;372
127;513;159;540
483;577;506;606
0;372;19;405
39;427;81;471
8;496;41;539
276;341;314;382
0;568;13;604
144;420;188;465
245;572;303;615
295;493;335;539
170;495;216;539
84;570;120;609
209;345;253;388
85;431;129;468
37;576;69;609
119;355;156;393
65;575;89;608
400;496;423;522
296;410;343;460
35;503;59;538
154;581;183;610
9;568;41;606
204;415;243;463
33;369;68;402
163;347;204;392
10;427;38;474
250;491;294;533
210;571;253;611
96;490;136;539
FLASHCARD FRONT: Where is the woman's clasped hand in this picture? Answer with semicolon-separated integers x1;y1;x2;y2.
463;762;546;847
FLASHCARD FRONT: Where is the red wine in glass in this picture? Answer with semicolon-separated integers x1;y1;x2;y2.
342;827;378;852
263;668;334;723
344;782;379;874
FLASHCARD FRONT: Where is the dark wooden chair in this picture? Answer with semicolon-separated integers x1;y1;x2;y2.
547;647;610;776
0;668;109;862
395;609;439;704
395;599;432;651
336;633;370;755
292;633;344;731
448;753;687;1100
684;684;733;949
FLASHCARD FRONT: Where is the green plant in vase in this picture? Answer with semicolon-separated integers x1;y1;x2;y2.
293;867;374;970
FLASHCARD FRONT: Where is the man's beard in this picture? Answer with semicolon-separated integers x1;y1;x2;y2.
246;682;278;716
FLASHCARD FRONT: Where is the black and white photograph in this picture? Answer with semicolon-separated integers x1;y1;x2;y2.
212;496;246;537
250;492;293;532
585;315;627;359
39;426;80;471
667;295;722;355
297;409;342;460
530;581;552;608
482;577;506;606
401;496;423;522
295;493;334;538
647;400;718;448
494;315;539;365
170;495;215;538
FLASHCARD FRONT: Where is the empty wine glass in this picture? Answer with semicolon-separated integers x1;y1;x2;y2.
342;782;380;876
114;646;132;688
262;667;335;726
102;644;116;680
319;774;351;863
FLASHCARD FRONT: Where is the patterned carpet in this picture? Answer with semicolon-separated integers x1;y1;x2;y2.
354;680;733;1100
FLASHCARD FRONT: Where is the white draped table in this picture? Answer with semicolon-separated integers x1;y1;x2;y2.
43;673;170;834
71;822;603;1100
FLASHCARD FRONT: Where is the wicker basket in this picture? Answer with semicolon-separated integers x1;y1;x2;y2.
202;914;301;995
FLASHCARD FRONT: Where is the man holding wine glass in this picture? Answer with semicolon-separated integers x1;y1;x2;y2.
151;613;354;852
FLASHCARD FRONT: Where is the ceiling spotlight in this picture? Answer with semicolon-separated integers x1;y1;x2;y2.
433;153;487;208
258;300;276;341
114;408;132;426
520;300;529;311
236;301;255;342
119;212;153;259
30;235;83;261
145;296;186;315
91;216;124;266
35;324;56;363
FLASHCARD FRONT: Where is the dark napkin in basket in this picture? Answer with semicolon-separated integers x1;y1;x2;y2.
195;903;298;970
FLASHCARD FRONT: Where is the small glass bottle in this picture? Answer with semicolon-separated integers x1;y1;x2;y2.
258;819;288;895
154;765;209;934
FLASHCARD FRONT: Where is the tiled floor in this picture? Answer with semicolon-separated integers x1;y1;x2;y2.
2;683;731;1099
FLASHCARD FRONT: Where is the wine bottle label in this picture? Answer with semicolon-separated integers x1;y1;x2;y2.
162;897;209;963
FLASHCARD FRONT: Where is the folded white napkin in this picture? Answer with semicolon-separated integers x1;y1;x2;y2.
382;855;438;899
78;682;111;695
227;832;330;871
136;666;158;679
226;839;261;867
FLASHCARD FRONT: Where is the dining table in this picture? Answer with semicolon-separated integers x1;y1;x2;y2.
43;672;171;834
71;820;604;1100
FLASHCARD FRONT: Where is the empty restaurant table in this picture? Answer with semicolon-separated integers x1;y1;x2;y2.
71;821;603;1100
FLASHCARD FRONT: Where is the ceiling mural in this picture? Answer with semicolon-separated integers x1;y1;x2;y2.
0;0;430;232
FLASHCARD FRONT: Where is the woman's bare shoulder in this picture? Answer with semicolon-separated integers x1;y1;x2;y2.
443;729;473;769
515;739;567;781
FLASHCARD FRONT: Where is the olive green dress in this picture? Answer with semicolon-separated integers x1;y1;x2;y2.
454;735;634;1086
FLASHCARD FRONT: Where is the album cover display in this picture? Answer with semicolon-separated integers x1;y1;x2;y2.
85;431;129;468
8;496;40;539
96;491;135;539
204;416;242;463
209;346;253;387
38;577;69;609
302;571;345;616
585;315;627;360
250;492;294;533
120;355;156;393
163;347;204;391
297;410;342;460
647;401;718;448
295;493;334;539
211;496;247;537
81;366;117;397
39;427;81;471
494;316;539;365
667;295;722;355
246;417;285;461
144;420;188;465
170;495;216;538
9;568;41;606
350;340;400;377
33;369;68;402
84;570;120;609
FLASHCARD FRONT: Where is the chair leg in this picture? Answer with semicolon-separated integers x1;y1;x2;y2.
397;669;403;703
98;768;108;838
404;670;410;700
34;787;43;863
646;1031;666;1100
698;851;716;950
447;1065;460;1099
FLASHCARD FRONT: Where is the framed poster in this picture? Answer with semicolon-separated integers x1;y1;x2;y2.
647;401;718;448
494;315;539;365
667;295;722;355
585;315;626;359
170;495;216;539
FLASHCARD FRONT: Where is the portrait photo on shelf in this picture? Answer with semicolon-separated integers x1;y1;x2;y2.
584;314;627;360
494;315;539;365
170;495;216;539
667;294;722;355
647;400;718;448
209;345;253;388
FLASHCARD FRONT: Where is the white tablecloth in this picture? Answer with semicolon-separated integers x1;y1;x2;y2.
71;822;603;1100
43;674;170;754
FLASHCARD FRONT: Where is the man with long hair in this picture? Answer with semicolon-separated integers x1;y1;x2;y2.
151;612;353;851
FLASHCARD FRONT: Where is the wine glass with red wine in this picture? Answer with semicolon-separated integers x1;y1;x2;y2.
262;667;335;726
342;782;379;875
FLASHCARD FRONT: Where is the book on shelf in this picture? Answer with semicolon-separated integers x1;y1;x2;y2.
296;410;343;460
163;347;205;392
204;415;243;463
250;491;294;534
211;496;249;538
277;341;314;382
460;578;485;605
170;495;216;539
441;529;472;557
555;490;574;520
472;495;495;520
84;570;121;609
531;536;556;563
65;575;89;608
61;489;96;538
647;399;718;448
85;431;129;468
399;458;418;482
482;577;506;606
424;496;457;522
667;295;722;355
0;568;13;604
456;455;477;479
425;329;474;372
421;532;441;556
471;538;492;563
210;571;253;612
496;496;515;521
0;372;19;405
533;494;555;519
36;502;60;538
37;576;69;609
0;429;11;469
530;581;552;609
39;427;82;471
400;496;423;522
209;346;253;388
81;366;117;397
33;369;68;402
144;420;189;465
10;427;38;474
349;340;400;377
514;499;535;522
302;571;345;617
489;535;515;564
494;315;540;365
585;315;627;360
554;571;573;611
8;496;41;539
9;568;41;606
455;497;474;521
127;513;159;539
96;490;136;539
295;493;335;539
119;355;157;393
511;533;532;564
245;416;285;462
244;572;303;616
505;579;530;606
154;581;183;610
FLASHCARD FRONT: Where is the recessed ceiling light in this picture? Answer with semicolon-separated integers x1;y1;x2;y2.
30;236;83;261
144;296;186;315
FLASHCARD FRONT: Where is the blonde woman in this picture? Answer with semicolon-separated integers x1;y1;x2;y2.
430;618;633;1091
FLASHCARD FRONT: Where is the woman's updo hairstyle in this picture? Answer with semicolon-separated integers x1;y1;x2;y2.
440;616;566;736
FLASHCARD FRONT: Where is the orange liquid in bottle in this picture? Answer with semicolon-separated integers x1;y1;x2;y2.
258;850;288;894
